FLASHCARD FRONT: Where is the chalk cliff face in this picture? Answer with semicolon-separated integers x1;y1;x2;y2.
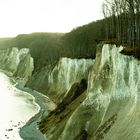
28;58;94;104
0;47;34;83
0;47;18;73
39;44;140;140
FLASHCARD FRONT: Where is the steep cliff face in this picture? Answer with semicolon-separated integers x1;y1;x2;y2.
0;47;33;83
14;48;34;83
39;44;140;140
0;47;18;73
28;58;94;104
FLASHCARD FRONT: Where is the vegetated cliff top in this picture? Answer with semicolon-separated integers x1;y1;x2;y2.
0;38;15;49
0;18;107;73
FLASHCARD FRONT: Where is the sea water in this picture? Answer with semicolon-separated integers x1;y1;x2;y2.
0;72;39;140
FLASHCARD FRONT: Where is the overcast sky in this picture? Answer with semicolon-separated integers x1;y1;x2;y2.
0;0;103;37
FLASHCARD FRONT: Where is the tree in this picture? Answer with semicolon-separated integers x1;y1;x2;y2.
102;0;140;48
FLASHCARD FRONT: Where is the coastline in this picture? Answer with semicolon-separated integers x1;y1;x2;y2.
17;85;56;140
0;70;56;140
0;71;40;139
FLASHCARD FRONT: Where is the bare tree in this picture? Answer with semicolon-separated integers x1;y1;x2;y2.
102;0;140;48
134;0;140;46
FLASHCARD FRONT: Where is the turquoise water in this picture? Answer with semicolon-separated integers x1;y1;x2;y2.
0;72;39;140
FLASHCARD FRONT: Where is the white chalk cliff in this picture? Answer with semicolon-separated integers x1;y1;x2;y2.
1;44;140;140
29;58;94;104
39;44;140;140
0;47;34;83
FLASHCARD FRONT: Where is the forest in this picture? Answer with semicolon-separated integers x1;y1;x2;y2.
0;20;106;73
0;0;139;72
102;0;140;48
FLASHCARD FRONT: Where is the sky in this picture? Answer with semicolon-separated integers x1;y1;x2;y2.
0;0;103;37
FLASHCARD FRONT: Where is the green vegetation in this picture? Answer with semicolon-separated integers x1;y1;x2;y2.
0;0;139;73
0;33;64;72
101;0;140;58
14;33;64;72
0;38;16;49
0;20;107;73
61;19;106;59
39;84;87;137
102;0;140;47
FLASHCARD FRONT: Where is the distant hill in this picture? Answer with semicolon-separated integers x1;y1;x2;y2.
0;33;64;72
0;19;107;73
0;38;16;49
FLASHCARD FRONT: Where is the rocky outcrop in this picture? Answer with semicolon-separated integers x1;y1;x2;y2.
0;47;34;83
39;44;140;140
28;58;94;104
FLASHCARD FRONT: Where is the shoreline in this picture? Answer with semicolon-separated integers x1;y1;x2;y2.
16;85;56;140
0;71;41;139
0;70;56;140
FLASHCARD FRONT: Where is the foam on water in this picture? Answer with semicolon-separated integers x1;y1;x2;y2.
0;72;39;140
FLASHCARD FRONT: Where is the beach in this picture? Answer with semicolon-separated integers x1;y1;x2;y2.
0;72;55;140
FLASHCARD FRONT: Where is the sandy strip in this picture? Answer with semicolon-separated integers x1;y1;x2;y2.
0;72;40;140
0;70;56;140
17;85;56;140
